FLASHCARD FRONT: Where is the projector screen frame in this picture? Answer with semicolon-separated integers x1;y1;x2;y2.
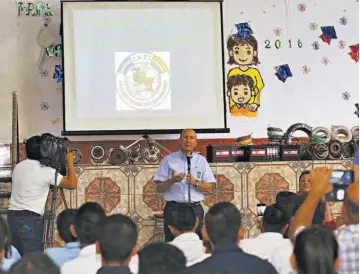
60;0;229;136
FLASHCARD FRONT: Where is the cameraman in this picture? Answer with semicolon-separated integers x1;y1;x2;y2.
7;135;77;255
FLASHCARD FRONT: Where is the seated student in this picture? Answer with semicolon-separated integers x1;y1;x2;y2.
240;204;291;261
96;214;138;274
45;209;80;267
138;243;186;274
61;202;106;274
167;203;205;266
0;216;21;271
8;252;59;274
291;225;339;274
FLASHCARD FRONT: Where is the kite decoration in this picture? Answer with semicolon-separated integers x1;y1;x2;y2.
319;26;337;45
348;44;359;63
274;64;292;82
235;22;254;40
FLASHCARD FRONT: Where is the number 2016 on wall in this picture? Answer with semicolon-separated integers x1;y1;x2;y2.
265;39;303;49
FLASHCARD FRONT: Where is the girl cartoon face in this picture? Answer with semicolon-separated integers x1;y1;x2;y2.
227;34;259;66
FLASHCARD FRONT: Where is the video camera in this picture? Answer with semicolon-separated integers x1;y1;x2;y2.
39;133;70;176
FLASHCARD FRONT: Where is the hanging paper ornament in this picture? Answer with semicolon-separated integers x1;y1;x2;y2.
235;22;254;40
319;26;337;45
348;44;359;63
53;65;63;83
274;64;293;82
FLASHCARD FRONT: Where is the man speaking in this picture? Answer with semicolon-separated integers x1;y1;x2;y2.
7;135;77;255
153;129;216;242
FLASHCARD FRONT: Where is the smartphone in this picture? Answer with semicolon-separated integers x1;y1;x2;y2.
326;170;354;201
256;203;266;220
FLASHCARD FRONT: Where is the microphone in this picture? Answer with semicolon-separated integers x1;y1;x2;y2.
186;156;191;205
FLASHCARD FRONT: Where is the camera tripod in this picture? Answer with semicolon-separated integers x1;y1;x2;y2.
43;170;68;247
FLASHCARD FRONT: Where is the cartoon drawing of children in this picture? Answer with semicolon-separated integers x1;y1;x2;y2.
226;34;264;112
227;74;258;118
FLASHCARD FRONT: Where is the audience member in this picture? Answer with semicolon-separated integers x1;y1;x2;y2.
188;202;277;274
293;193;326;225
45;209;80;267
275;191;297;238
167;203;205;266
290;167;359;274
240;204;291;262
0;216;21;271
61;202;106;274
96;214;138;274
138;243;186;274
291;225;339;274
9;252;59;274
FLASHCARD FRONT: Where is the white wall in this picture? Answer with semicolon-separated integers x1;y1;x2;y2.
0;0;358;142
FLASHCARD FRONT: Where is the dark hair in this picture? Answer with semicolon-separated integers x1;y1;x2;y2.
138;243;186;274
275;191;297;238
168;204;196;233
294;225;338;274
9;252;59;274
25;136;41;160
263;204;288;233
205;202;241;246
98;214;137;264
299;170;310;183
293;194;325;224
200;270;229;274
74;202;106;245
57;209;77;244
227;34;259;65
0;216;10;258
226;74;255;91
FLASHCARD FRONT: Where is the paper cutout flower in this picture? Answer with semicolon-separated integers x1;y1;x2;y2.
52;118;61;125
53;65;63;83
302;65;311;74
273;28;282;36
312;41;320;50
339;17;348;26
338;40;346;49
39;69;48;77
348;44;359;63
309;22;318;31
298;4;307;12
274;64;293;82
235;22;254;40
342;92;351;100
321;57;330;65
40;102;49;111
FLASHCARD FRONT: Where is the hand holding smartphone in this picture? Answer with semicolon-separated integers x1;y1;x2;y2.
326;170;354;202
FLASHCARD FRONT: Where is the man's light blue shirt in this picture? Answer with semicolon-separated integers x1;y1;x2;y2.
45;242;81;267
1;246;21;271
153;150;216;202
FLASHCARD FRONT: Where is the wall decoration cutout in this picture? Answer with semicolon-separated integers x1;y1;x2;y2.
52;118;61;125
53;65;63;83
273;28;282;36
355;104;359;118
348;44;359;63
338;40;346;49
319;26;337;45
39;69;48;77
309;23;318;31
298;4;307;12
312;41;320;50
44;16;52;26
321;57;330;65
226;23;264;118
17;2;53;17
274;64;292;82
342;92;351;100
265;39;302;49
46;44;62;58
339;16;348;26
40;102;49;111
302;65;311;74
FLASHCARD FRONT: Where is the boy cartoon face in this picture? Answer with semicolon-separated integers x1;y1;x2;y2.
229;43;257;66
228;84;253;104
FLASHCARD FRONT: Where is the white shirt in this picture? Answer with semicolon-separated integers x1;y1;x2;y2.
169;232;206;266
9;159;63;215
240;233;292;263
61;244;101;274
268;240;293;274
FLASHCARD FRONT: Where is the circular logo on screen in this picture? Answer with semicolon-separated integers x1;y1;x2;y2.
115;53;170;110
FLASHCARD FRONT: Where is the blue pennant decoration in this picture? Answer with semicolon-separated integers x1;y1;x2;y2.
355;103;359;117
320;26;337;39
275;64;293;83
53;65;63;83
235;22;254;40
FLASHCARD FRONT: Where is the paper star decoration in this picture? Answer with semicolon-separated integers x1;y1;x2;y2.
235;22;254;40
309;22;318;31
53;65;63;83
302;65;311;74
339;16;348;26
348;44;359;63
319;26;337;45
274;64;293;82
